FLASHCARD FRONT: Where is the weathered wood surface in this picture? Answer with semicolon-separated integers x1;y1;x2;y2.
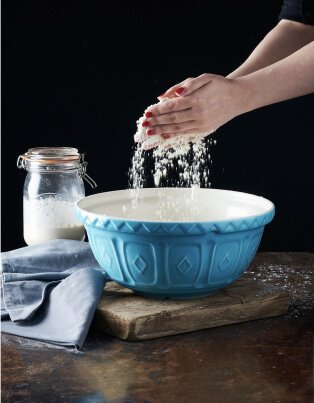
95;277;290;340
2;253;313;403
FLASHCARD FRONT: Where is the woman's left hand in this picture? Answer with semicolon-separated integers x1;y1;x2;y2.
138;73;248;149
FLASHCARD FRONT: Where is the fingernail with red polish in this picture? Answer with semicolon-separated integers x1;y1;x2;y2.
145;111;153;118
162;134;170;139
147;129;156;136
175;87;185;95
142;120;150;127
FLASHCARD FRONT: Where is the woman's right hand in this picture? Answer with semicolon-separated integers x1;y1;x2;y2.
137;73;249;150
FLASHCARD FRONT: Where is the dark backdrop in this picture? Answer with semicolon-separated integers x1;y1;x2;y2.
2;0;314;252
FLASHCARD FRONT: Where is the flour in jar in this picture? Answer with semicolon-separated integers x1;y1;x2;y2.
24;197;85;245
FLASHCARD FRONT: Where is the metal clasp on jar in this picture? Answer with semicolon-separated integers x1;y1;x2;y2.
78;153;97;189
16;155;27;170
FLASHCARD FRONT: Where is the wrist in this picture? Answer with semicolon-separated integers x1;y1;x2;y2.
228;76;254;116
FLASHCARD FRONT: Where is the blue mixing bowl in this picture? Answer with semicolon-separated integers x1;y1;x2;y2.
76;188;275;298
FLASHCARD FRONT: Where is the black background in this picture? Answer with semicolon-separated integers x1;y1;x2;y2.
2;0;314;252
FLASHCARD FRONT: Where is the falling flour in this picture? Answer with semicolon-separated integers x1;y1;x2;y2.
129;100;216;191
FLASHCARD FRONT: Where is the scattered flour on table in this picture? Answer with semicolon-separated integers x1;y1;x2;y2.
245;263;314;318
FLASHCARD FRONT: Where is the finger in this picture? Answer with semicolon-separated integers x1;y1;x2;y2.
147;97;190;116
135;108;193;143
143;109;194;127
157;77;194;100
146;120;198;136
171;73;216;97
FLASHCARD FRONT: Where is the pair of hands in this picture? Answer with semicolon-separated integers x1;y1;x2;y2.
135;73;246;150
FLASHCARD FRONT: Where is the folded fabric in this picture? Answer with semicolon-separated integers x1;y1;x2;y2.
1;239;107;349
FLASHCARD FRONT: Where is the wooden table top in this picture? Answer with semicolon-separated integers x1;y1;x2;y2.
2;252;314;403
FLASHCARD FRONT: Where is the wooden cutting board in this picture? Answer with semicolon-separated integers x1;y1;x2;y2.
94;279;289;341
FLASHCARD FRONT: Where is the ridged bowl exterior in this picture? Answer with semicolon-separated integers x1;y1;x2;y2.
77;210;275;298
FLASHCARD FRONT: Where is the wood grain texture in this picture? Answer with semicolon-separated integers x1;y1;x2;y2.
94;278;290;340
3;253;313;403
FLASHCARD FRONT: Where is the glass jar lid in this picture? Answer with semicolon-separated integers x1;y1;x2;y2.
17;147;97;188
18;147;80;166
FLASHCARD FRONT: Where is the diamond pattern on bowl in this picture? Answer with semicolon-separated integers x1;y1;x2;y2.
177;257;192;276
219;253;231;272
134;256;147;273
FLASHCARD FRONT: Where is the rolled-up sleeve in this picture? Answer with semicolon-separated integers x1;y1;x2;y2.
279;0;314;25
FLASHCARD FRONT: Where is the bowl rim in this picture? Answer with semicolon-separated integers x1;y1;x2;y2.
76;188;275;233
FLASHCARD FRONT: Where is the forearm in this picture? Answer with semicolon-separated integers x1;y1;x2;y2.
144;34;314;145
228;20;314;79
235;41;314;114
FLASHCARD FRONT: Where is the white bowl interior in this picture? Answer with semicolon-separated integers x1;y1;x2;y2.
77;188;274;223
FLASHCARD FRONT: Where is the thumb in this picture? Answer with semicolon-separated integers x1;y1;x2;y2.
157;77;193;100
174;73;216;97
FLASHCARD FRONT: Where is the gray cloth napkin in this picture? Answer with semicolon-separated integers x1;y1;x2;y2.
1;239;107;349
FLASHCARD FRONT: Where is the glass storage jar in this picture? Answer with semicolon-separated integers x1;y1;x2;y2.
17;147;97;246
